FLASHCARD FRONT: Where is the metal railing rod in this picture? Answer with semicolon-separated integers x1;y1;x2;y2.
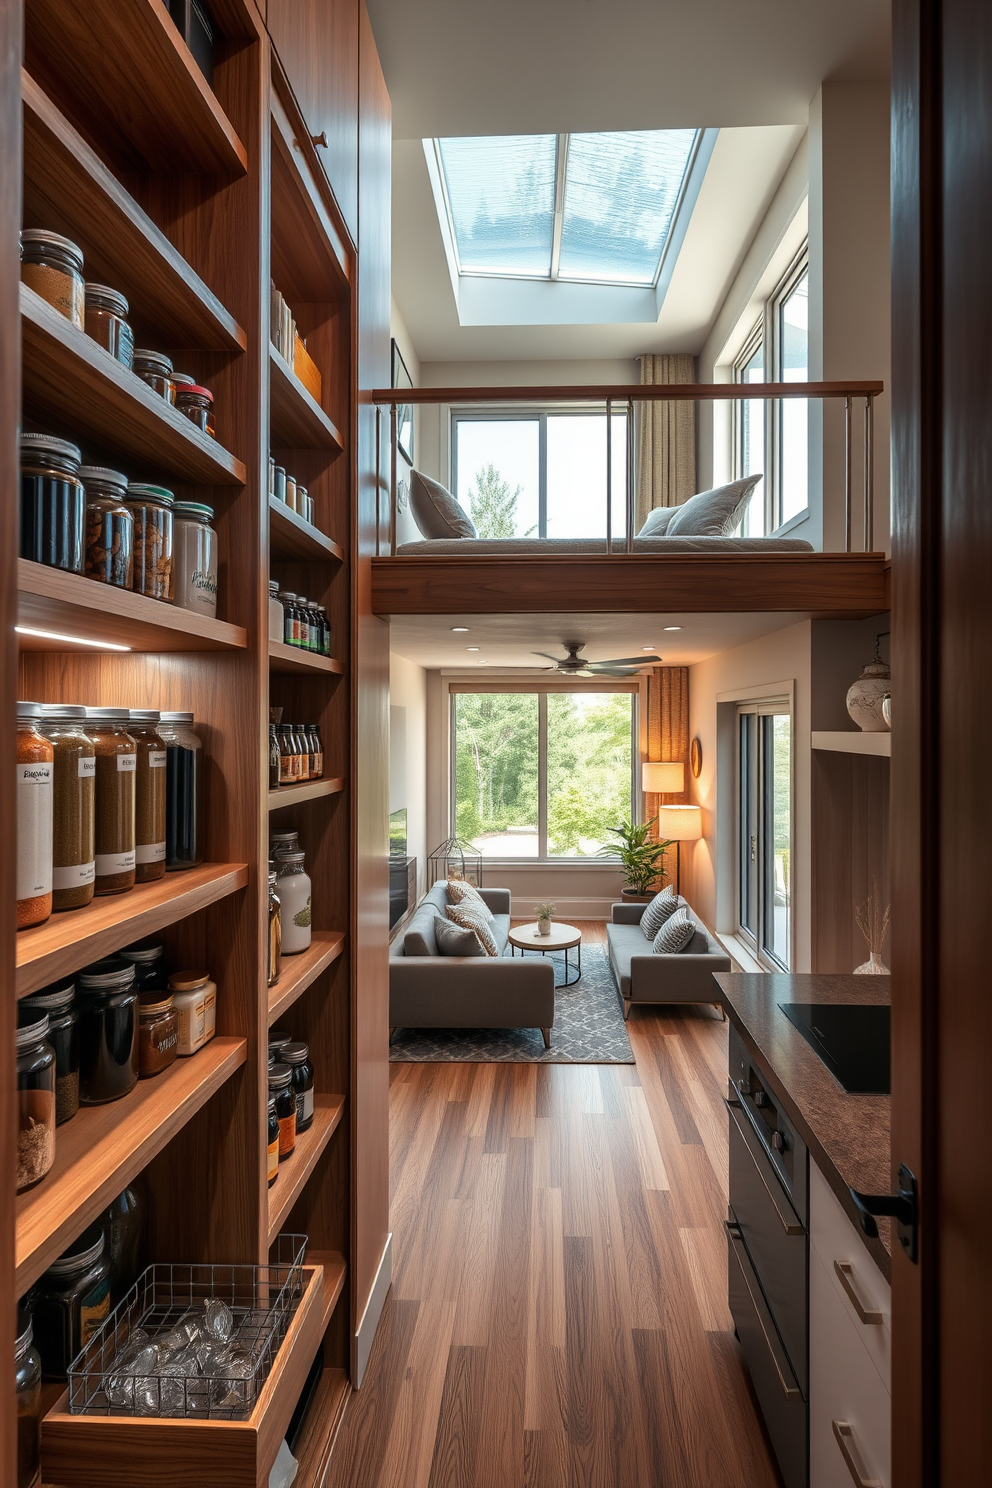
626;397;634;554
866;392;875;551
364;379;884;406
374;405;381;558
389;405;398;557
606;397;612;554
845;396;853;554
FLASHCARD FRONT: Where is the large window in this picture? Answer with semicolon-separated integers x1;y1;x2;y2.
453;408;628;539
738;700;791;969
452;689;635;859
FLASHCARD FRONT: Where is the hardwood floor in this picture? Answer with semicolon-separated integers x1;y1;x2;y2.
325;924;779;1488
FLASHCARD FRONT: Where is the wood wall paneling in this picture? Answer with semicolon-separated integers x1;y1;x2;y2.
811;753;890;973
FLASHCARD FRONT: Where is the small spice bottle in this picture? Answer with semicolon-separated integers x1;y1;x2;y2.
267;871;282;987
282;1040;314;1133
267;1097;280;1186
281;592;299;647
269;723;281;790
308;724;324;779
277;725;296;784
84;707;136;895
20;433;86;574
131;349;175;402
20;229;84;327
171;372;197;397
76;959;139;1103
84;284;134;368
276;852;312;954
268;1062;296;1160
137;991;179;1078
125;483;174;602
20;980;79;1126
80;466;133;589
16;701;54;931
172;502;218;617
268;1029;293;1062
31;1225;111;1380
40;705;96;912
175;383;216;438
119;938;168;991
285;473;298;512
268;581;284;643
168;970;216;1055
317;606;330;655
296;486;311;524
159;711;204;869
16;1013;56;1192
272;464;287;503
15;1310;43;1488
128;709;167;882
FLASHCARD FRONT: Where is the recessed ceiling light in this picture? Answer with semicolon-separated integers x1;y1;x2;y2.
451;626;469;632
467;646;481;651
641;646;655;651
477;660;489;665
663;625;682;632
16;625;131;651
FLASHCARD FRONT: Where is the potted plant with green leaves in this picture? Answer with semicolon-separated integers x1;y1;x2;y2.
534;901;556;937
599;816;673;901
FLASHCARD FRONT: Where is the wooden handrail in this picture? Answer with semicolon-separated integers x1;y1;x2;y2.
364;380;884;405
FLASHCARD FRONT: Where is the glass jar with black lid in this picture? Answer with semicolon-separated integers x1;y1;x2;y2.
20;433;85;574
267;1098;280;1187
20;978;78;1126
158;711;204;869
20;229;84;327
119;937;168;991
76;958;139;1104
16;1013;56;1193
282;1040;314;1133
132;348;175;402
16;1308;43;1488
268;1062;296;1160
30;1224;111;1380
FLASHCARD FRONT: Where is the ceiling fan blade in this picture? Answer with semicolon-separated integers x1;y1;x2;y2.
532;651;567;663
587;654;662;668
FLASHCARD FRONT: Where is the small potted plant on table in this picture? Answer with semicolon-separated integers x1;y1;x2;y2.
534;901;556;936
600;816;673;901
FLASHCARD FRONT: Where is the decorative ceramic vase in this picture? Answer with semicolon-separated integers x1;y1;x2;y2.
847;658;892;731
882;693;892;729
854;951;889;975
537;916;551;937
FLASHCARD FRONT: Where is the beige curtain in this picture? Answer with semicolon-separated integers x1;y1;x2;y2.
645;666;689;888
636;353;697;531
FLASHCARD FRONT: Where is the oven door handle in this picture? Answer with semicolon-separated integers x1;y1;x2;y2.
725;1220;802;1401
725;1097;804;1236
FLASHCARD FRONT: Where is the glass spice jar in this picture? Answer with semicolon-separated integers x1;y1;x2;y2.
269;830;299;860
268;581;284;643
84;707;136;895
267;871;282;987
272;465;287;503
137;991;179;1077
80;465;133;589
159;711;204;870
282;1040;314;1133
268;1062;296;1160
16;701;54;931
168;970;216;1055
84;284;134;368
20;979;78;1126
20;433;86;574
268;1029;293;1062
20;229;84;327
31;1225;111;1380
131;348;175;402
76;959;139;1103
119;938;168;992
267;1097;280;1187
269;723;280;790
277;725;296;785
16;1013;56;1192
40;705;96;912
175;383;215;438
276;852;312;954
172;502;218;617
125;483;174;602
128;710;167;882
281;592;299;647
15;1311;43;1488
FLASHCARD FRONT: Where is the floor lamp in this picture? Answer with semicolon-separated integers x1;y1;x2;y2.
653;804;703;896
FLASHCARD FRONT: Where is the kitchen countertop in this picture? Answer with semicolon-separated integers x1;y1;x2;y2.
714;972;892;1280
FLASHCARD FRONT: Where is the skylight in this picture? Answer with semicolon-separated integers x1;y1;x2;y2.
434;130;700;287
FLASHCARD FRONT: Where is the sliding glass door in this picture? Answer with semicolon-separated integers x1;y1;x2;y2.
738;700;792;969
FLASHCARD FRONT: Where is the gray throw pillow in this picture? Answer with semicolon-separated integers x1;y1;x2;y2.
665;475;762;537
637;506;676;537
434;915;485;956
652;905;696;954
641;884;679;940
409;469;476;540
403;922;436;957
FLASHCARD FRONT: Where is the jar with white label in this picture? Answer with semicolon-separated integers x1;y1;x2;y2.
16;701;54;931
83;707;136;895
172;502;218;617
275;852;311;953
40;704;96;912
128;710;167;883
168;970;217;1055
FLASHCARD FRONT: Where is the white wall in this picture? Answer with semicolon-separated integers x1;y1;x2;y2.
389;652;428;899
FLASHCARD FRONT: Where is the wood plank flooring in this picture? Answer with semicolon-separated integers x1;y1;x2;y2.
326;924;778;1488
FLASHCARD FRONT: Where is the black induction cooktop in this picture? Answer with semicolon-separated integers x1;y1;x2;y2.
779;1002;891;1094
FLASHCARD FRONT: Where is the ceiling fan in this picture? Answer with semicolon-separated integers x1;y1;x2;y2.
531;641;662;677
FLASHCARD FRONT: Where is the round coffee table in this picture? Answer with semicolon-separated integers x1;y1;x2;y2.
508;922;582;987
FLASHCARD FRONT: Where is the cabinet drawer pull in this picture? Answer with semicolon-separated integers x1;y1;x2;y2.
725;1221;802;1400
724;1097;803;1235
832;1420;882;1487
834;1260;884;1325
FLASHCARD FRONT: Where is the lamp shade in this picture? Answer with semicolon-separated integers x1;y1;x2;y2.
641;760;685;794
654;804;703;842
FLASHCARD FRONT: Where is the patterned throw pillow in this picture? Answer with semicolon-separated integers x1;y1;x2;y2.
447;879;494;923
652;906;696;955
640;883;679;941
434;916;485;956
445;903;500;957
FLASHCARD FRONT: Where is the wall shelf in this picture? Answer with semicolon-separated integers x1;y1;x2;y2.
267;1094;346;1245
269;343;344;452
16;1036;247;1293
21;286;247;486
268;777;345;811
267;931;346;1026
268;640;345;677
16;863;249;997
269;497;344;563
812;731;891;757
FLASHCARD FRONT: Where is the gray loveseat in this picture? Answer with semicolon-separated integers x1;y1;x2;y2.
389;882;556;1045
607;900;732;1020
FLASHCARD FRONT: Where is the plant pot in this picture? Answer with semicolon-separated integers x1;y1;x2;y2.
537;917;551;937
620;889;654;903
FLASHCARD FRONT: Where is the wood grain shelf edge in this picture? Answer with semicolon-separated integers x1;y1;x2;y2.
268;777;345;810
269;343;345;452
309;1249;347;1334
267;640;346;676
266;1095;346;1245
269;498;345;563
267;932;346;1025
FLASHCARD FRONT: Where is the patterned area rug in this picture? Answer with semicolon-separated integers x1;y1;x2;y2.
389;944;635;1064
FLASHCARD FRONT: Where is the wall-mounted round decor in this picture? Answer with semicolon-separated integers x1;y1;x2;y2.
690;737;702;778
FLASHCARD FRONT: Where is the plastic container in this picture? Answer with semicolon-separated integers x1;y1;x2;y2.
175;383;215;438
282;1040;314;1133
128;710;167;882
172;502;217;617
168;970;216;1055
84;284;134;368
16;1013;56;1191
75;959;139;1103
31;1225;111;1380
84;707;136;895
15;1312;43;1488
125;483;174;602
275;852;311;954
20;229;84;327
268;1063;296;1159
20;433;85;574
80;465;133;589
159;711;204;869
132;349;175;402
16;701;54;930
20;979;78;1126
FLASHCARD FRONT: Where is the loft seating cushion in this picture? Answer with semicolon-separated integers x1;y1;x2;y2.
606;897;731;1018
446;878;494;922
394;535;815;555
409;469;476;540
434;916;485;956
636;506;676;537
665;475;762;537
445;903;500;956
652;905;696;954
640;884;679;940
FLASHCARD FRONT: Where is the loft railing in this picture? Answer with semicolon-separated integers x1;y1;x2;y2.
365;381;884;557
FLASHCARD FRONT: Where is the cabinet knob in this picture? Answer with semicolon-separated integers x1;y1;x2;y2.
311;131;328;149
771;1130;785;1151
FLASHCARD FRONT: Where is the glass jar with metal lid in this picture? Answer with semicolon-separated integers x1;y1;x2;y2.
282;1040;314;1133
84;707;136;895
285;473;298;511
119;937;168;991
20;433;85;574
272;464;287;503
269;830;300;859
80;466;133;589
175;383;215;438
16;700;54;932
39;705;95;913
171;372;197;396
168;970;216;1055
16;1013;56;1192
128;710;167;883
280;592;299;647
275;852;311;954
31;1224;111;1380
20;978;78;1126
137;990;179;1077
131;348;175;402
268;1062;296;1160
15;1309;43;1488
83;284;134;368
268;1029;293;1061
20;229;84;327
267;1098;280;1187
125;483;174;602
76;958;139;1103
158;711;204;869
172;502;218;617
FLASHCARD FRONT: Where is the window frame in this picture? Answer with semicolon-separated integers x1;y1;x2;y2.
732;320;767;534
735;696;793;971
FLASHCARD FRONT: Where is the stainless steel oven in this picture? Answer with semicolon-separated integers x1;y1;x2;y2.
727;1025;809;1488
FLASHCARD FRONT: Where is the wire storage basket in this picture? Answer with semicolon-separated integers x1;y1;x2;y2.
67;1234;308;1420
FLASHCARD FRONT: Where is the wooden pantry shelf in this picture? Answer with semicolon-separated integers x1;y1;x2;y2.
22;73;246;352
21;286;247;486
17;559;248;653
268;640;346;677
269;497;344;563
24;0;248;176
811;730;891;757
267;1095;346;1245
16;1035;247;1293
270;87;351;295
268;777;345;811
17;862;249;997
267;931;346;1025
269;344;344;452
309;1250;347;1334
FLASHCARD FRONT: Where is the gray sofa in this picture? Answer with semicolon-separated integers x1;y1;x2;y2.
389;882;556;1045
607;900;732;1020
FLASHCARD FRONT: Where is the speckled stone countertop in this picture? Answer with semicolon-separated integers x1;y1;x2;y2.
714;972;892;1280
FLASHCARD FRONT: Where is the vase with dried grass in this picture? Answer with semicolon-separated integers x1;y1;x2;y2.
854;883;890;974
